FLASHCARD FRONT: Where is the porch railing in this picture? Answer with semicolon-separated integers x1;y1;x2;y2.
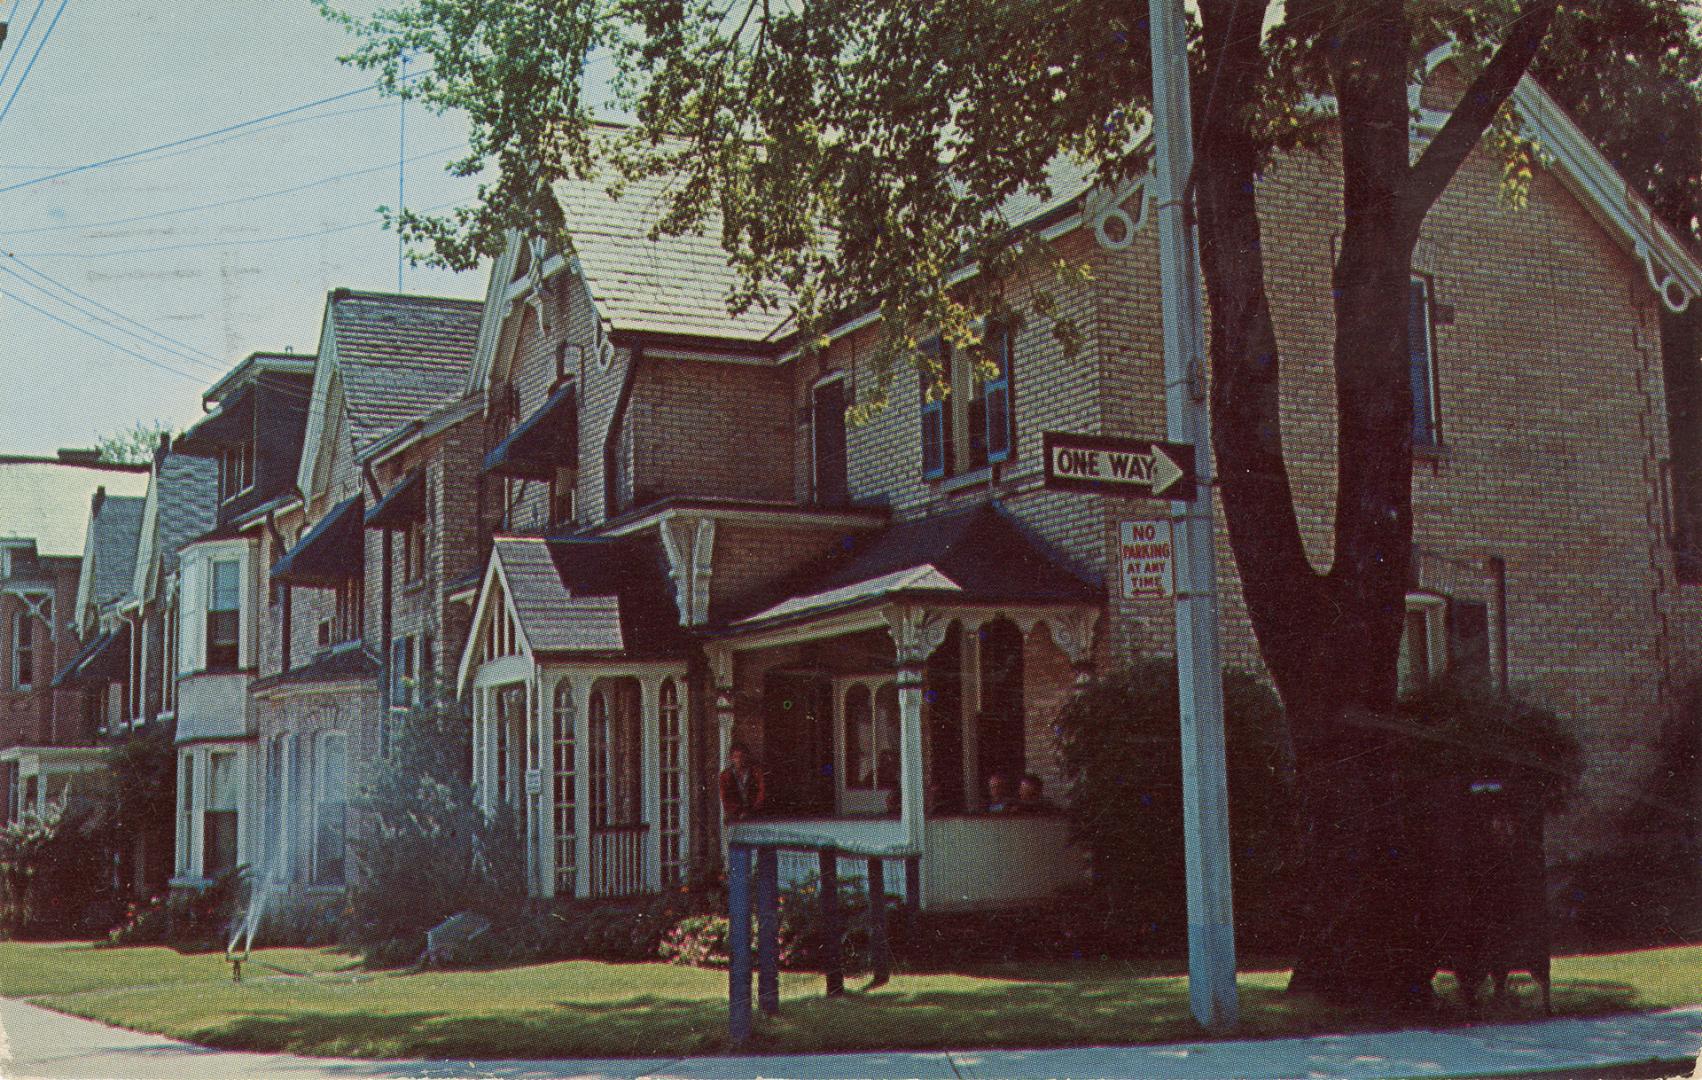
589;823;649;898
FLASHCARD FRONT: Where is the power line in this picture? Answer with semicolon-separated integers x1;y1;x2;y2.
0;141;467;238
0;262;222;377
0;0;68;132
0;69;428;200
8;197;465;259
0;0;47;98
0;255;227;369
0;286;207;384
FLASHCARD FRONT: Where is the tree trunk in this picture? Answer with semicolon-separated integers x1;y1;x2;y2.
1192;0;1559;1006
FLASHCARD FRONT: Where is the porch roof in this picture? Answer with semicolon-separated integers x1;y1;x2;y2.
270;494;363;587
483;381;577;480
51;623;129;688
726;502;1101;635
251;644;380;693
364;469;425;529
496;535;688;660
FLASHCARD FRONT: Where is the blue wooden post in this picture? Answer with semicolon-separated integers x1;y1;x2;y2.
867;856;890;987
756;847;780;1017
818;847;844;996
728;843;752;1046
904;855;922;937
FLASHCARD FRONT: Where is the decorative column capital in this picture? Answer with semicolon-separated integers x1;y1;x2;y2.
883;604;950;669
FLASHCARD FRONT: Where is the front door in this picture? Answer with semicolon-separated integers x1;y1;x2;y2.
762;670;834;816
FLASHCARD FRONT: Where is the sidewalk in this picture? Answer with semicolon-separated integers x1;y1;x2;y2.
2;995;1698;1080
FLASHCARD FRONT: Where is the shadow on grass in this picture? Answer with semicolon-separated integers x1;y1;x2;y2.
85;968;1663;1061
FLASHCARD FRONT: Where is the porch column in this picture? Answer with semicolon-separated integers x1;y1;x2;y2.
707;646;736;767
639;674;662;891
885;605;949;850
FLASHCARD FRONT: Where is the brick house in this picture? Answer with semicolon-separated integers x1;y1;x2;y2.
0;454;149;824
169;352;315;887
450;57;1702;909
254;289;482;909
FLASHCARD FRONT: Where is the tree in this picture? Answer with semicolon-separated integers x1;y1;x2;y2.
325;0;1702;1004
94;420;177;466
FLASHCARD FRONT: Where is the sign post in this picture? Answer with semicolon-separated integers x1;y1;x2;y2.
1149;0;1239;1033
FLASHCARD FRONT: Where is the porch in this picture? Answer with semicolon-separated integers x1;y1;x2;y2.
710;503;1103;913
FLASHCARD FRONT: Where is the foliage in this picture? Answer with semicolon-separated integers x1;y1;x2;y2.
1392;674;1582;812
341;695;527;959
1054;659;1298;951
105;867;249;951
0;795;121;939
657;872;889;971
93;420;177;466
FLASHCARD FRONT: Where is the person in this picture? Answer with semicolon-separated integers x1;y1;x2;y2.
719;742;766;822
1016;773;1058;814
985;771;1014;813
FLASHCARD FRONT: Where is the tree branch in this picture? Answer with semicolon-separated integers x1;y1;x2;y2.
1399;0;1561;231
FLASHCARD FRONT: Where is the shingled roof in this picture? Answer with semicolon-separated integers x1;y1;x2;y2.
0;458;149;560
325;290;484;454
486;535;688;661
549;154;1102;346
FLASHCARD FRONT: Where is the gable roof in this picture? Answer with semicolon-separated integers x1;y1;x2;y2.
131;448;219;604
460;535;688;686
0;458;149;560
73;490;145;634
297;289;484;497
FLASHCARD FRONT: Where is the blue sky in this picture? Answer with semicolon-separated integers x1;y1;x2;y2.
0;1;487;456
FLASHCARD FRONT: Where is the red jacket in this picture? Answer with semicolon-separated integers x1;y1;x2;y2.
719;764;766;821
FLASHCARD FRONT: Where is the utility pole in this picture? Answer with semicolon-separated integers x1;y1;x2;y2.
1147;0;1239;1033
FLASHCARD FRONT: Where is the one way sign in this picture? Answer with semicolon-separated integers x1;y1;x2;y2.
1042;432;1197;501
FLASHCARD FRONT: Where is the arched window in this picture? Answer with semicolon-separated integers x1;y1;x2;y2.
552;681;576;895
312;732;348;885
658;679;684;887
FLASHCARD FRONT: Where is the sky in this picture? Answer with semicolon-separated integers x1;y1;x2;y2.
0;0;488;457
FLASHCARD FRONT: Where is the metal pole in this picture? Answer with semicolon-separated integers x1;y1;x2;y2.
1147;0;1238;1032
727;843;753;1045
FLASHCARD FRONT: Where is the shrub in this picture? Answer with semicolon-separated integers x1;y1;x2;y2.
0;795;121;939
104;866;249;950
341;695;527;960
1054;659;1297;952
658;872;889;972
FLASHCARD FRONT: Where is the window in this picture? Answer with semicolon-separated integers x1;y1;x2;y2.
919;329;1016;479
1410;277;1440;447
658;679;684;887
332;578;363;645
218;442;254;503
550;466;576;527
495;684;525;808
204;752;240;878
11;608;35;690
812;377;850;507
587;680;641;827
312;733;347;884
400;521;426;583
389;636;415;708
176;753;194;875
1397;593;1448;695
842;682;900;799
206;559;241;671
552;681;576;896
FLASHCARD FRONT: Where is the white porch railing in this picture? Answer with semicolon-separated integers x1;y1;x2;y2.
589;823;649;898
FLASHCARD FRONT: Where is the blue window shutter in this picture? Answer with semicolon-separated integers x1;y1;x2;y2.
920;341;948;479
1409;278;1436;446
985;331;1013;464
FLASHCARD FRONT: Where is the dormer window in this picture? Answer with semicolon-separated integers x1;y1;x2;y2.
219;442;254;503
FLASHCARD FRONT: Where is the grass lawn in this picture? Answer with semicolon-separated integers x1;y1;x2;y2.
0;941;1696;1060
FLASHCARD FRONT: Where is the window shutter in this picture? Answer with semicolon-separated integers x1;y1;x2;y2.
1446;598;1491;687
1409;278;1436;446
985;332;1013;464
920;341;949;479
